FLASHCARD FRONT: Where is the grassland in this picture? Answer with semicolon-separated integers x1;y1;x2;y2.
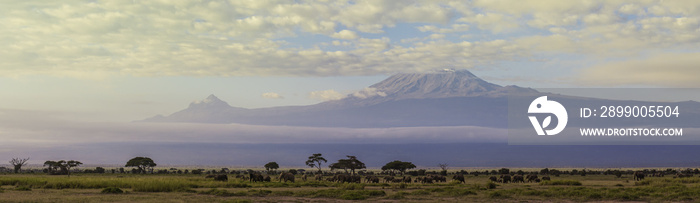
1;172;700;202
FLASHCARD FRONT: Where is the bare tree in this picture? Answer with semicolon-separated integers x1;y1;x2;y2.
438;163;449;176
10;157;30;173
438;163;448;171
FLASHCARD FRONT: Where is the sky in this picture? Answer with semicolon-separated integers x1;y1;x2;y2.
1;0;700;165
1;0;700;122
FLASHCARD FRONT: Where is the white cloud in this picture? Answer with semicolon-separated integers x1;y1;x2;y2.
261;92;284;99
0;109;507;145
418;24;469;33
458;12;519;33
578;53;700;87
331;30;358;40
309;89;346;101
0;0;698;82
352;87;387;99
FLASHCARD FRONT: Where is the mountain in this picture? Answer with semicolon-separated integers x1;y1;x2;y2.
320;69;535;107
141;70;531;127
147;94;251;124
139;69;700;128
371;69;501;98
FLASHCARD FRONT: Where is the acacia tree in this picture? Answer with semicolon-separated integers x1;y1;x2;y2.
329;155;366;175
305;153;327;174
58;160;82;177
44;160;60;174
382;160;416;175
9;157;29;173
264;162;279;173
125;157;156;174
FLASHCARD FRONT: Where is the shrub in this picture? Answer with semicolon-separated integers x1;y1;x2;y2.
131;181;192;192
386;191;408;199
339;190;385;200
634;180;652;186
101;187;124;194
540;180;582;186
391;183;407;189
201;188;246;197
489;190;511;199
339;183;364;190
486;182;497;189
15;186;31;191
248;189;272;197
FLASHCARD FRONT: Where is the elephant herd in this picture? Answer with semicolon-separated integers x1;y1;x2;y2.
632;171;695;181
326;174;362;183
489;174;551;183
207;172;561;184
206;169;698;184
208;173;467;184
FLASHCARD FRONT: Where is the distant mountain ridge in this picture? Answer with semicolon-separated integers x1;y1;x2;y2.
139;70;700;128
140;70;530;127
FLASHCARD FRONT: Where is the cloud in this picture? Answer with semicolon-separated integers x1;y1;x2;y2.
261;92;284;99
0;109;506;146
331;30;358;40
0;0;698;81
417;24;469;33
577;53;700;87
352;87;387;99
457;12;520;33
309;89;346;101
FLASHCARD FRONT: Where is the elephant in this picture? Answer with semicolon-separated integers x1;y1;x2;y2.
263;176;271;182
542;176;551;181
279;172;295;183
214;174;228;181
633;171;645;181
489;176;498;182
249;173;264;182
433;175;447;182
421;176;433;184
384;176;394;183
334;174;349;183
526;174;538;183
675;173;692;178
452;174;465;183
350;175;362;183
512;175;525;183
365;176;379;183
402;176;412;183
500;175;511;183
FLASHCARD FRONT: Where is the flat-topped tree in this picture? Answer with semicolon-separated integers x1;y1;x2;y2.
58;160;82;177
305;153;327;174
125;157;157;174
264;162;279;173
329;155;366;175
44;160;59;174
382;160;416;176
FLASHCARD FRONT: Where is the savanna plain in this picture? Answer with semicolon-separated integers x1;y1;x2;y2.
1;167;700;202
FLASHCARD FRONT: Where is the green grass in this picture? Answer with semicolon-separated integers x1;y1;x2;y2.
540;179;583;186
2;173;700;202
